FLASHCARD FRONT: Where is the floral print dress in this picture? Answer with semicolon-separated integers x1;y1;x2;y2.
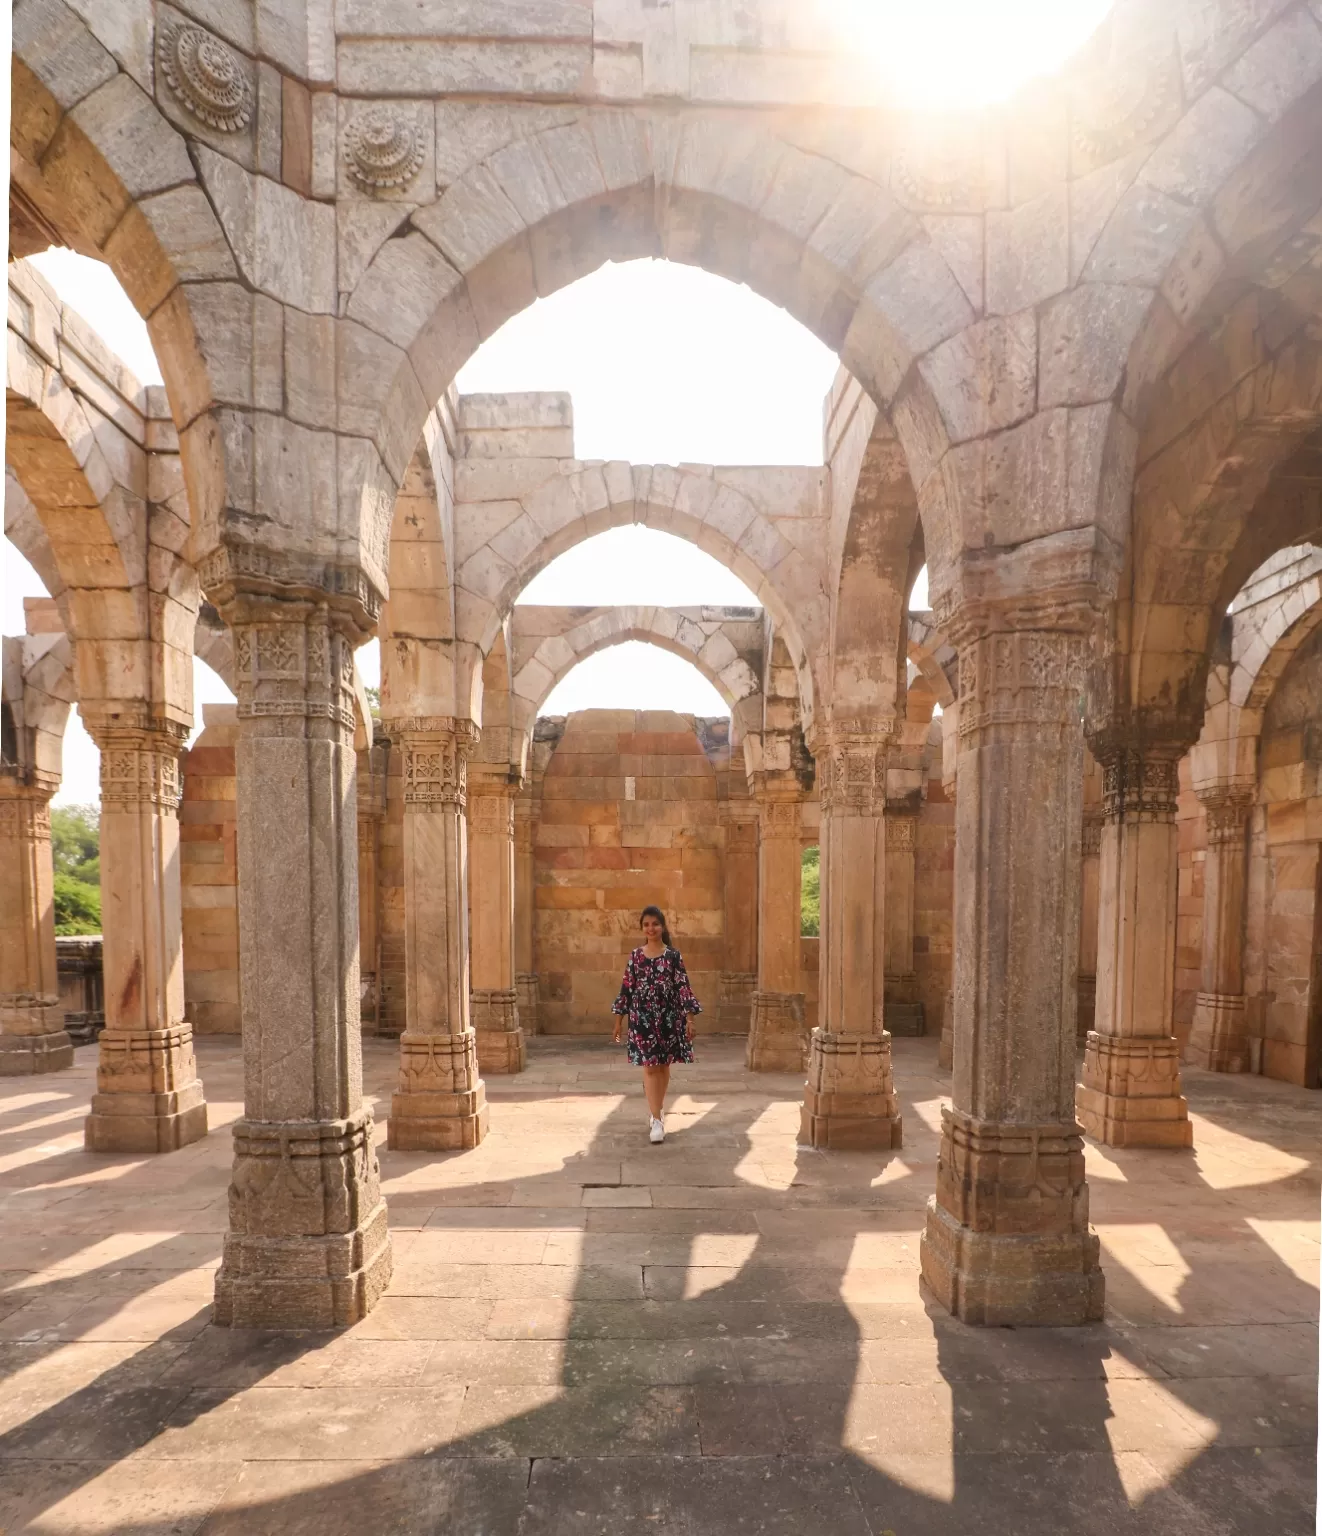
612;947;701;1066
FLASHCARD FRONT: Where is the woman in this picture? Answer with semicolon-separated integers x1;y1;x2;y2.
611;905;701;1143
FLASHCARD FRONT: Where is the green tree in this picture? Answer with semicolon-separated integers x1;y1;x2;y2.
50;804;102;935
800;845;820;937
54;871;101;935
50;804;99;879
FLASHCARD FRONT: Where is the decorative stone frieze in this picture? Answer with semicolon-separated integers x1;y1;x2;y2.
343;105;425;191
1078;738;1192;1149
156;22;253;132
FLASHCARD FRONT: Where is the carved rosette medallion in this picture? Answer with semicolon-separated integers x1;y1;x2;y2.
891;140;980;211
1071;54;1179;168
757;798;800;840
157;23;252;132
343;105;425;191
1099;748;1181;825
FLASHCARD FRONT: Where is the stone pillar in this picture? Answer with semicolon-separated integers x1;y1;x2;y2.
937;712;958;1071
83;722;208;1152
745;784;806;1070
387;718;489;1149
356;740;387;1034
920;621;1103;1326
468;768;525;1074
212;599;391;1328
1186;790;1254;1072
800;730;903;1149
513;793;538;1034
720;800;759;1031
0;779;73;1074
884;807;924;1032
1077;746;1193;1148
1077;809;1103;1042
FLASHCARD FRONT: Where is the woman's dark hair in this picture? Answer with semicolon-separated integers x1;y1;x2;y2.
640;905;673;948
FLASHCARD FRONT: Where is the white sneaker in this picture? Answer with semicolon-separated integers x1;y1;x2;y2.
649;1115;665;1144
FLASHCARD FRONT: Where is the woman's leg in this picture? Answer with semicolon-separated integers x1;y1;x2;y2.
643;1065;669;1118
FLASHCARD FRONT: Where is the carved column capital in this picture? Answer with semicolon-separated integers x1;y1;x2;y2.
83;720;190;813
816;723;895;817
1096;744;1182;825
956;627;1091;741
227;600;359;733
395;718;479;812
1196;786;1254;845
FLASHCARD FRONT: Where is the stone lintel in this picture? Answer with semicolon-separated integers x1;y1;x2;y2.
1076;1032;1192;1148
920;1107;1104;1326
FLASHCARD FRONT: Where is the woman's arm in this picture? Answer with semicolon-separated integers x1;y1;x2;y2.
672;952;702;1016
611;954;633;1042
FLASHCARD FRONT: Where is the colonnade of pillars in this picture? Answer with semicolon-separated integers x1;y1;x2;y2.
4;592;1272;1331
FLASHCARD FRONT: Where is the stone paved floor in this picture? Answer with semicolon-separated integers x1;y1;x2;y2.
0;1036;1317;1535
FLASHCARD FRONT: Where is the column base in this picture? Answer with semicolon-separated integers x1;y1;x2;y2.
938;989;954;1071
1185;992;1250;1073
799;1029;903;1149
387;1029;489;1150
472;989;526;1074
919;1107;1104;1326
214;1110;393;1328
0;996;74;1075
515;973;539;1036
1077;1031;1193;1148
84;1024;208;1152
718;971;757;1032
745;991;806;1072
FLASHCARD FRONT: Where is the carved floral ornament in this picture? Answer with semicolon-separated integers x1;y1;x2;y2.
1099;748;1180;824
342;105;425;192
156;22;252;133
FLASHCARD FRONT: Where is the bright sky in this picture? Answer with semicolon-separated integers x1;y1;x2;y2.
4;0;1110;801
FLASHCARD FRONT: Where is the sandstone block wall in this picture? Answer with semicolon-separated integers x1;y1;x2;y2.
179;705;240;1036
533;710;726;1035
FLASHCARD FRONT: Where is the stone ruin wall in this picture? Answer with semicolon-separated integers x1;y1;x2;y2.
178;703;958;1043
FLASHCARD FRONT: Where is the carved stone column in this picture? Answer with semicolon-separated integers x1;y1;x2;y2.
884;807;923;1030
387;718;489;1148
798;729;903;1148
1077;746;1193;1147
719;800;759;1031
1077;810;1103;1041
83;721;208;1152
468;767;525;1075
0;778;72;1074
513;793;538;1034
1186;789;1254;1073
920;621;1103;1326
212;599;391;1328
746;783;806;1070
937;711;958;1071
